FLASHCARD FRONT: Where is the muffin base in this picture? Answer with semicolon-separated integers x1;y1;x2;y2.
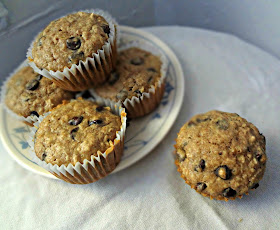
52;139;124;184
124;82;165;118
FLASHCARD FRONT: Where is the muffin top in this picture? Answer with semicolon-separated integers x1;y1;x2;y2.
175;110;266;200
31;12;111;71
4;66;74;118
34;100;122;166
95;47;162;102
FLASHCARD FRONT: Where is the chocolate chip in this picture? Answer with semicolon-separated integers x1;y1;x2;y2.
130;57;144;65
69;116;83;126
215;165;232;180
148;76;153;83
196;118;210;123
69;51;84;62
134;89;143;97
37;36;45;46
70;127;79;140
255;151;264;162
108;72;120;85
26;79;40;91
188;121;196;127
37;75;43;81
66;37;81;50
80;90;92;99
96;106;104;112
216;119;229;130
147;67;156;72
21;95;30;102
249;182;259;189
218;152;222;155
30;111;39;117
101;24;110;35
42;152;47;161
116;89;128;101
196;182;207;192
182;141;188;148
222;187;237;198
88;120;103;126
194;159;206;172
176;148;186;162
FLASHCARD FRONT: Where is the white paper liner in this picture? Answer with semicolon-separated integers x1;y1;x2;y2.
90;40;168;117
0;60;40;125
28;97;127;183
26;9;118;91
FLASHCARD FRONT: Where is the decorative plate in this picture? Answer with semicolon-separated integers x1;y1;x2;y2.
0;26;184;179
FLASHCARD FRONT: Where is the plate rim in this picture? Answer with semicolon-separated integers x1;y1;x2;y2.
0;25;185;178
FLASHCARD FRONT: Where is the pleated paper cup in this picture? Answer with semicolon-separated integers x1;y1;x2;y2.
27;9;118;92
28;98;127;184
0;60;40;126
91;41;168;118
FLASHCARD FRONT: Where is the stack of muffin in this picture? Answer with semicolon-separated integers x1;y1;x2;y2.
1;10;167;184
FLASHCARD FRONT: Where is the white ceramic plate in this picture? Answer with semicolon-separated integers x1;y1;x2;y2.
0;26;184;179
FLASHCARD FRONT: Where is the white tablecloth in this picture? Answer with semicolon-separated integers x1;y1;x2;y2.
1;26;279;230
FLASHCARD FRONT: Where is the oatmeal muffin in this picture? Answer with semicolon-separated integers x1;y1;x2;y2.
93;47;166;118
2;65;74;125
31;99;126;184
174;110;266;201
28;10;117;91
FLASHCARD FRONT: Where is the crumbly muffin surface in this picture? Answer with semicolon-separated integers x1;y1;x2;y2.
34;100;122;166
5;66;73;118
32;12;110;71
95;47;162;102
175;110;266;200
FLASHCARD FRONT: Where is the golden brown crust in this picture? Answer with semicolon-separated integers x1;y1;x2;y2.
174;110;266;201
4;66;74;117
32;12;110;71
34;100;122;166
95;47;162;102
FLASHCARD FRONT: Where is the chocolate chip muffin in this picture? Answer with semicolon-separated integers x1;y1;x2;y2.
32;99;126;184
93;47;166;118
28;10;117;91
3;65;73;124
174;110;266;201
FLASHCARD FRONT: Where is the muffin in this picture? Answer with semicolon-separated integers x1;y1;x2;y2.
29;99;126;184
27;10;117;91
174;110;266;201
1;64;74;125
91;46;167;118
